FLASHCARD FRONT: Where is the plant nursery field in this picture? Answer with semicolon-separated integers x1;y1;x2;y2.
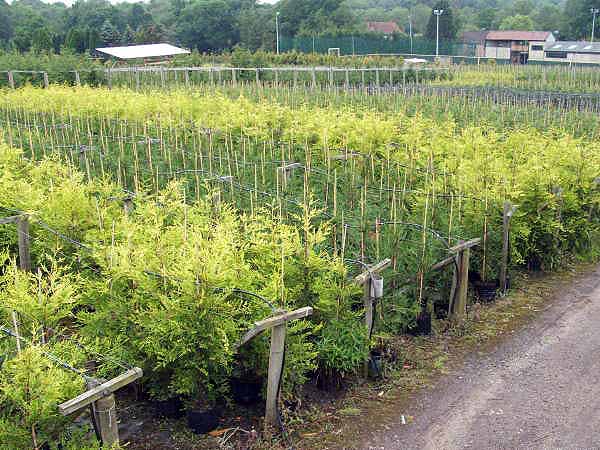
0;79;599;449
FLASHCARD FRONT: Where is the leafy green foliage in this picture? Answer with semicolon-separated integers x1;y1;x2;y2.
0;346;96;450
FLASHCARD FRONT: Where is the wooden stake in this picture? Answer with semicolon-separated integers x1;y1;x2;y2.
85;378;119;446
500;202;516;293
235;307;313;429
265;323;286;427
451;248;470;321
43;72;49;89
17;216;31;272
8;71;15;89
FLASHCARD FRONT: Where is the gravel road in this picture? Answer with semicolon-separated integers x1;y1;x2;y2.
363;265;600;450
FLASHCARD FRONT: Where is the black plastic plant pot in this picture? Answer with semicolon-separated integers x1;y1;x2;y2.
187;407;221;435
368;350;384;379
408;310;432;336
154;397;185;419
230;376;263;405
528;256;543;272
474;280;498;303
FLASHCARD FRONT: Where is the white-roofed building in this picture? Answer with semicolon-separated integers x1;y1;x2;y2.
542;41;600;64
95;43;190;63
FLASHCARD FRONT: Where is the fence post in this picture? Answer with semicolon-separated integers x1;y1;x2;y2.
451;248;470;321
375;68;380;88
86;378;119;446
255;68;260;84
107;69;112;90
74;71;81;87
231;68;236;86
7;71;15;89
345;68;350;88
274;68;279;87
311;68;316;88
17;216;31;272
265;323;286;427
160;68;166;89
43;72;49;89
329;67;333;88
500;202;516;294
293;68;298;88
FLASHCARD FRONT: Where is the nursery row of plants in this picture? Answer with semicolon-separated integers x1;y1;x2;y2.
0;84;599;447
2;50;600;94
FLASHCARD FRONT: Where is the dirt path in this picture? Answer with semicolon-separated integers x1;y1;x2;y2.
362;265;600;450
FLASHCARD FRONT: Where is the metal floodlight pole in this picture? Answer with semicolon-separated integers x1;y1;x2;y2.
276;12;281;54
434;9;444;57
409;16;413;54
592;8;600;44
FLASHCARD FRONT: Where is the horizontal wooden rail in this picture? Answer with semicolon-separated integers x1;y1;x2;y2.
354;258;391;285
58;368;143;416
236;306;313;348
448;237;482;253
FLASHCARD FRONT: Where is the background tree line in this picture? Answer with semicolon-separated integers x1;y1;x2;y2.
0;0;597;55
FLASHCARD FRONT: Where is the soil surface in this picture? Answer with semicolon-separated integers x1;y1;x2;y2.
362;264;600;450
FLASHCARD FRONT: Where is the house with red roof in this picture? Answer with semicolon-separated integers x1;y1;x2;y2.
366;21;402;36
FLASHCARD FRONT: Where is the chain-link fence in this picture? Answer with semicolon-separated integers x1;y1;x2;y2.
280;35;476;58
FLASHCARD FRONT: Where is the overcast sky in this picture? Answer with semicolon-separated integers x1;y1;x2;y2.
21;0;279;4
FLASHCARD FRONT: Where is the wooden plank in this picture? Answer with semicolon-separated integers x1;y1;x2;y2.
86;378;119;446
354;258;391;285
236;306;313;348
264;324;286;427
58;368;143;415
431;255;455;272
448;237;482;254
499;202;517;293
452;249;470;321
17;216;31;272
0;215;21;225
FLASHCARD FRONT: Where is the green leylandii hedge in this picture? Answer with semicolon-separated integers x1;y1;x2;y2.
0;142;368;447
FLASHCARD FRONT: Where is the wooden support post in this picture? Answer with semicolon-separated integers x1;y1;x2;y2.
217;68;222;85
311;68;316;88
500;202;516;294
329;67;333;88
450;248;470;321
231;68;236;86
74;71;81;87
265;323;286;427
17;216;31;272
345;68;350;88
43;72;49;89
353;259;391;376
85;378;118;446
375;68;380;88
107;69;112;89
293;68;298;88
8;71;15;89
274;69;279;86
255;68;260;84
235;307;313;429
